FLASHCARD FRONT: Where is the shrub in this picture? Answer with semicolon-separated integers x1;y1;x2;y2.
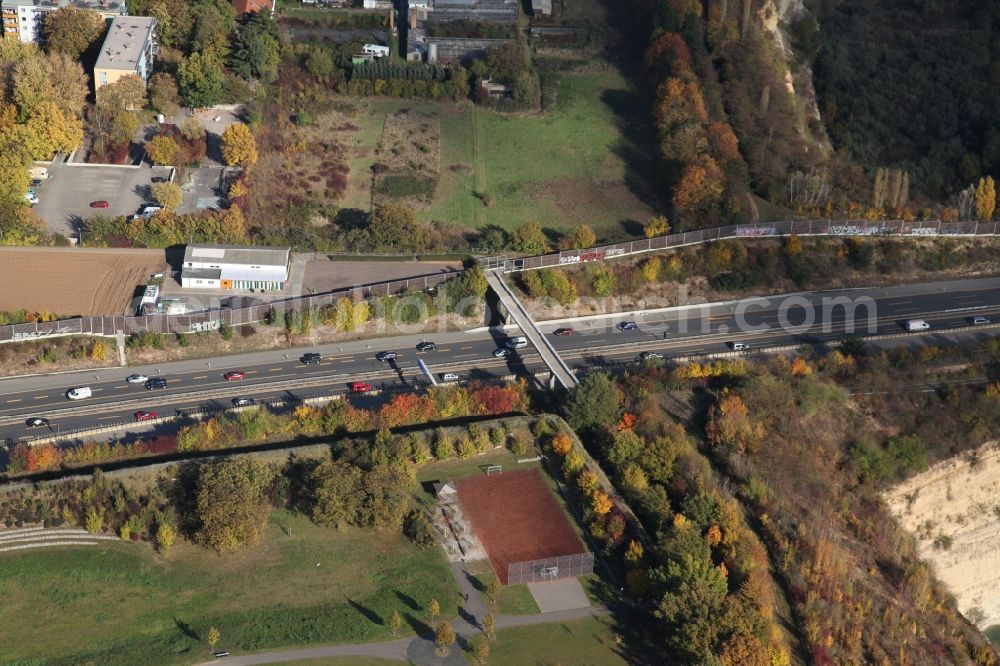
403;510;435;548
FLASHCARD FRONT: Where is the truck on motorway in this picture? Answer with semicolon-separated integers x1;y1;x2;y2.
905;319;930;332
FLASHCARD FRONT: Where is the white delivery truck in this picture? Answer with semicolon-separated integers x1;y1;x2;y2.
905;319;930;331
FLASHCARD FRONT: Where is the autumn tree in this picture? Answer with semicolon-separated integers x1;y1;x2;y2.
221;122;258;167
156;521;176;557
25;101;82;158
483;613;495;639
976;176;996;221
145;135;179;166
308;459;363;529
152;182;183;209
571;225;596;249
388;609;401;636
427;598;440;623
12;57;51;118
673;155;725;213
487;577;502;605
195;457;274;553
641;257;661;282
207;625;220;652
706;391;763;454
358;463;413;531
367;203;429;252
708;122;740;164
473;636;490;664
644;215;670;238
148;73;180;116
305;46;335;78
45;51;88;117
43;6;104;60
511;221;549;255
434;621;456;654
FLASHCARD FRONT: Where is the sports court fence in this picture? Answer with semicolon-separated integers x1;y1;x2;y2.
506;551;594;585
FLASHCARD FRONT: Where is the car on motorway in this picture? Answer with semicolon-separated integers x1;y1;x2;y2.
441;372;460;382
223;371;246;381
67;386;92;400
145;377;167;390
151;176;168;183
972;316;991;325
375;351;397;362
25;417;49;428
125;373;149;384
618;321;638;331
905;319;931;332
553;328;574;336
416;341;437;352
134;410;157;421
505;336;528;349
350;381;373;394
300;352;322;365
492;348;511;358
639;351;663;361
90;200;110;208
232;397;256;407
729;342;749;351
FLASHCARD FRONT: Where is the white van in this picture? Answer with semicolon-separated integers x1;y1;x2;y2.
730;342;749;351
905;319;930;332
363;44;390;57
67;386;92;400
441;372;460;382
505;336;528;349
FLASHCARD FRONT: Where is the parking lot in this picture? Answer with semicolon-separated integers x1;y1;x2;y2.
32;162;223;237
31;162;171;237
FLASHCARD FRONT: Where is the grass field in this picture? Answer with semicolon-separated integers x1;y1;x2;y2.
0;510;457;665
479;616;627;665
338;72;657;235
465;559;540;615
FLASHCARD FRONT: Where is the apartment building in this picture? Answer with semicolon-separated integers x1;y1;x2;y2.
94;15;156;90
1;0;125;44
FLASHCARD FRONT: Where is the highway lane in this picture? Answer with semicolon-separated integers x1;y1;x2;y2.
2;277;1000;441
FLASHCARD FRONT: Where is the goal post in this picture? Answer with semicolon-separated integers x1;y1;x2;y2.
485;464;503;476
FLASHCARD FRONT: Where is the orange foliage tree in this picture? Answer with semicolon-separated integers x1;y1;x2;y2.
673;155;725;213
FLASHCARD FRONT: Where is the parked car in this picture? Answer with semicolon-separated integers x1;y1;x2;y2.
618;321;638;331
416;341;437;352
223;371;246;381
30;178;44;187
151;176;168;183
232;397;256;407
300;352;322;365
350;382;373;394
145;377;167;390
972;316;991;326
639;351;663;361
375;351;397;362
90;200;110;208
134;411;157;421
441;372;460;382
125;373;148;384
492;348;511;358
553;328;575;336
25;417;49;428
67;386;92;400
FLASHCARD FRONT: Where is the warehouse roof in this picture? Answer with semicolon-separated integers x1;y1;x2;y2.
183;243;290;269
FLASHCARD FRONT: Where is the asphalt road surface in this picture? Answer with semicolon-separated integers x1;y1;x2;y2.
2;277;1000;443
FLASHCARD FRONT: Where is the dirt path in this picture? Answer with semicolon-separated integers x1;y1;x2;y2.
885;441;1000;628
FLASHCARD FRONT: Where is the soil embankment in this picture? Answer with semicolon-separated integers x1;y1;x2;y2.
885;441;1000;628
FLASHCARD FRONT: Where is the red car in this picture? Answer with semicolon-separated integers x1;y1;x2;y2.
134;410;157;421
223;371;246;381
90;200;110;208
350;381;372;394
553;328;575;336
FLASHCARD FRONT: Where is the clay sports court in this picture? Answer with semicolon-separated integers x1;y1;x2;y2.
454;468;587;584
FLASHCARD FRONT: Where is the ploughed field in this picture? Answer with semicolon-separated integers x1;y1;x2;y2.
0;247;166;317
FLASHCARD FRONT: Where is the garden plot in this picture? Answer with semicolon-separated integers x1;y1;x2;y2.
372;110;442;207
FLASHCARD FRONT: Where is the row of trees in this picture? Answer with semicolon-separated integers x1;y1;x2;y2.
562;372;790;664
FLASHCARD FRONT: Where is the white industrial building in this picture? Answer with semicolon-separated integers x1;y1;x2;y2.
180;244;290;291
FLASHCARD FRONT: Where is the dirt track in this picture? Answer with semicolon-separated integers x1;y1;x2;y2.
0;247;167;317
455;469;585;584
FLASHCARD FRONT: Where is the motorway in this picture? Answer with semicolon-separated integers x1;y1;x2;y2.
2;277;1000;443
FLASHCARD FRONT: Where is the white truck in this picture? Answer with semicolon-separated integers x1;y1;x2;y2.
363;44;390;58
905;319;930;332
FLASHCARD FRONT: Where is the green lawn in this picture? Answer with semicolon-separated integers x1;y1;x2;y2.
0;510;458;665
464;616;627;665
340;72;658;234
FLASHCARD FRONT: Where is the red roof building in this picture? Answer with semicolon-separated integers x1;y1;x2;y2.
232;0;273;16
